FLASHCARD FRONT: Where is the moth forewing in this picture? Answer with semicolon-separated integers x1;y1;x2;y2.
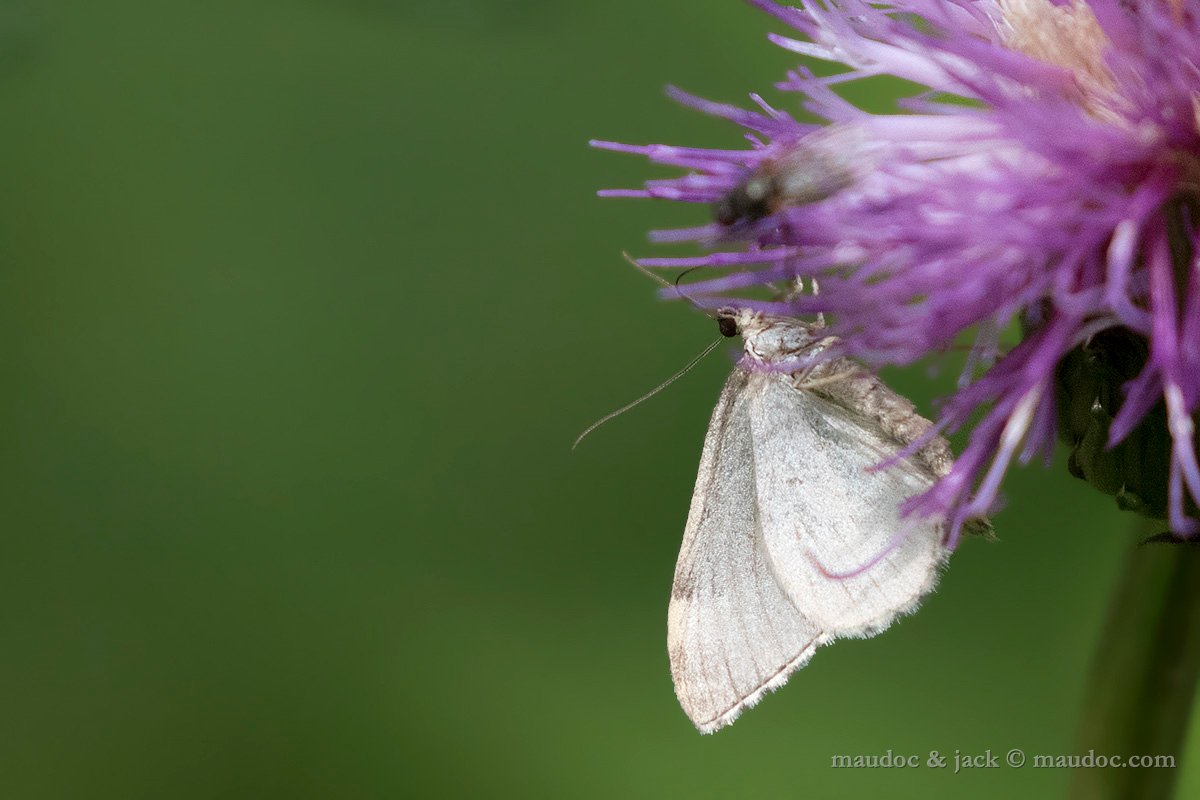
667;370;825;734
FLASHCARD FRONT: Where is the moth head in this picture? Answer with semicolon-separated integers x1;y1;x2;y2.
715;308;766;339
718;308;825;364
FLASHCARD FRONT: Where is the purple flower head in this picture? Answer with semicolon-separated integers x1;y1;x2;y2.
595;0;1200;540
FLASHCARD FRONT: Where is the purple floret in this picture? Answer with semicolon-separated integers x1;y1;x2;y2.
595;0;1200;539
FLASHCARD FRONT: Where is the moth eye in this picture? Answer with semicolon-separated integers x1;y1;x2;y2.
717;316;740;338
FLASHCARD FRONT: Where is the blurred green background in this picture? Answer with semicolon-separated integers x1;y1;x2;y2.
0;0;1193;797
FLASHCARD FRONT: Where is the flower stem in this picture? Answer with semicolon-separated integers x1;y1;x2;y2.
1070;517;1200;799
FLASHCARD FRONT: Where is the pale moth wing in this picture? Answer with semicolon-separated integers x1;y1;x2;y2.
669;310;954;733
747;372;947;634
668;369;827;734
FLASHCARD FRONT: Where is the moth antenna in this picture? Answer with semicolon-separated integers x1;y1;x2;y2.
621;250;672;288
675;266;698;286
573;338;723;450
671;267;728;321
620;252;716;318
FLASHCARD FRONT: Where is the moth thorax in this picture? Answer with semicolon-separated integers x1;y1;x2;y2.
740;317;820;364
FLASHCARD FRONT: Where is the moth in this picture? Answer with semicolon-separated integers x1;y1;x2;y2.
669;307;968;733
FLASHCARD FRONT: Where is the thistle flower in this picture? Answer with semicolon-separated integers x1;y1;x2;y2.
594;0;1200;540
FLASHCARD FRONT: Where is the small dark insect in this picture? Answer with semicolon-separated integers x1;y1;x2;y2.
714;174;777;227
713;143;857;228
